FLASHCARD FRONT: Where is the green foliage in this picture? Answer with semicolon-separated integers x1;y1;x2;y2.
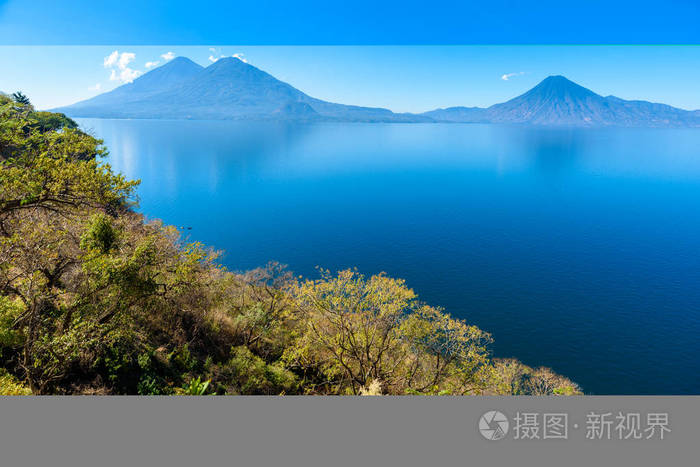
214;346;298;395
11;92;31;106
283;269;492;395
136;351;172;395
1;95;138;212
0;369;32;395
179;376;211;395
81;213;118;253
487;359;582;396
170;344;198;373
93;334;141;392
30;111;78;133
0;296;24;354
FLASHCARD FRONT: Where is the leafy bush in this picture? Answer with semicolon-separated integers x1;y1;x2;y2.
135;351;166;395
178;376;211;395
283;269;492;395
0;369;32;395
0;296;24;356
81;213;118;253
215;346;298;395
488;359;582;396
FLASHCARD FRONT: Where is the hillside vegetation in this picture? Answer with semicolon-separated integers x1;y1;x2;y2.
0;92;581;395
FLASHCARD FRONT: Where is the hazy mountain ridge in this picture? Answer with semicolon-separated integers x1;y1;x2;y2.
55;59;700;127
424;76;700;127
421;106;489;123
56;57;430;122
60;57;204;117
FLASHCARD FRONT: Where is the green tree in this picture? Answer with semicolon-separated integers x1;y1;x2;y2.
0;93;139;392
284;269;492;395
11;91;30;107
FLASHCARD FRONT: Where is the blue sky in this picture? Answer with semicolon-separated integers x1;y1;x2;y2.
1;46;699;112
1;1;700;44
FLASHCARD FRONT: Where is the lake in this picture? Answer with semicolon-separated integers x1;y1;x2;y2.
77;118;700;395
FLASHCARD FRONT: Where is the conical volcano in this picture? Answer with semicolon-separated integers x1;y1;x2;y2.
484;75;616;125
424;75;700;127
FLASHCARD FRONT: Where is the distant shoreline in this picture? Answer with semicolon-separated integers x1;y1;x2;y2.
71;116;700;130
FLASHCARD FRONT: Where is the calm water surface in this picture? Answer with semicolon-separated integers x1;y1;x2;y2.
78;118;700;395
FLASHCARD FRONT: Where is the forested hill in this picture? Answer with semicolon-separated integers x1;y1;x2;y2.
1;92;581;395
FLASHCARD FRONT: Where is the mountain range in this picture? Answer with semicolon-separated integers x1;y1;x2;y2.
54;56;700;127
423;75;700;127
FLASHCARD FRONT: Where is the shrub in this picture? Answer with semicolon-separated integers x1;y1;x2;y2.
177;376;211;395
284;269;492;395
215;346;298;395
0;369;32;395
0;296;24;356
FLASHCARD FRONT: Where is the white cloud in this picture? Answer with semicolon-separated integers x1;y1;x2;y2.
207;46;248;64
208;47;223;62
145;61;159;69
88;83;102;92
501;71;526;81
103;50;119;68
111;68;142;83
103;50;143;83
161;51;175;61
118;52;135;70
209;51;248;63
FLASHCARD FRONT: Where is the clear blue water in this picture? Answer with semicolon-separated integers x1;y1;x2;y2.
78;118;700;395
